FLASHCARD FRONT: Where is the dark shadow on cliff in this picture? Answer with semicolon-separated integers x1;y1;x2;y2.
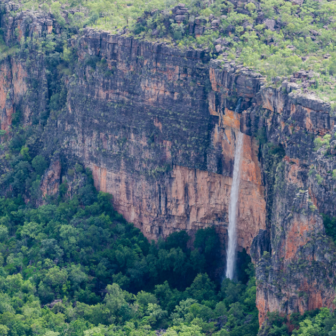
236;248;253;284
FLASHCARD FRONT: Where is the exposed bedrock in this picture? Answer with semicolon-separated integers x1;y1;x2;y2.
67;31;266;249
1;3;336;328
243;87;336;326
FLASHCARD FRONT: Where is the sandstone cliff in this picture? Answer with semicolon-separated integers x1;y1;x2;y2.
1;1;336;330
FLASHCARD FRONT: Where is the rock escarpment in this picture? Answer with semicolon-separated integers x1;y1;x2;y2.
243;87;336;327
63;29;266;252
1;1;336;330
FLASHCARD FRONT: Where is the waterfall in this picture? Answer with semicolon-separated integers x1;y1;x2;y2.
235;98;242;113
225;131;243;280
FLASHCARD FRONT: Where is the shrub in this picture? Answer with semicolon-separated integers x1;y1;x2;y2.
314;134;331;150
32;155;48;176
316;174;323;184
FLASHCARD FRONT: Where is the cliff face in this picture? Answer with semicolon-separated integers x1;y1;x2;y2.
61;29;266;251
0;3;266;251
243;87;336;326
1;2;336;329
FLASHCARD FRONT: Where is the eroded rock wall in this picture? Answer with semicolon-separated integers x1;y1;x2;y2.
61;29;266;250
1;2;336;329
243;87;336;326
0;3;266;251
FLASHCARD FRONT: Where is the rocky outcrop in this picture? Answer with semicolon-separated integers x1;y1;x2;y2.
242;84;336;326
61;29;266;250
40;159;61;198
1;2;336;330
0;3;266;251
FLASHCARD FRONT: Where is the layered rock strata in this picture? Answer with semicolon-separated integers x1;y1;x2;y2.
243;87;336;325
1;2;336;329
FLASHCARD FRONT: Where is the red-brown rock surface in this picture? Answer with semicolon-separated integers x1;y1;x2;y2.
91;135;265;251
1;5;336;332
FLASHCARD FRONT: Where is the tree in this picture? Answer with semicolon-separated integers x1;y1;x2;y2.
0;225;8;242
165;324;205;336
164;230;190;252
0;325;9;336
186;274;217;303
32;155;48;176
104;284;135;324
194;227;221;276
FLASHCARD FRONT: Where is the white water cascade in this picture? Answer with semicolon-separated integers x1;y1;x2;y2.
225;131;244;280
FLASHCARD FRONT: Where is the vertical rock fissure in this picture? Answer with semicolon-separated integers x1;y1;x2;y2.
225;131;243;280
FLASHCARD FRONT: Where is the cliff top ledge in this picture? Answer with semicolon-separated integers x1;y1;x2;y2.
2;0;336;110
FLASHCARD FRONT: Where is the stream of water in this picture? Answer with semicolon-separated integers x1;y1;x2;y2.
225;130;243;280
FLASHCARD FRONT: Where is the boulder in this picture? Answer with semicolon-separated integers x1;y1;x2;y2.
264;18;275;31
176;9;188;15
215;44;222;52
175;15;187;22
256;11;265;24
194;17;206;25
225;24;235;34
172;4;187;14
237;8;250;15
211;20;220;27
194;25;204;35
310;29;321;36
47;299;62;308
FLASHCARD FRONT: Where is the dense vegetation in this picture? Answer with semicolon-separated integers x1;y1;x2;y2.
0;5;263;332
7;0;336;104
323;214;336;243
261;308;336;336
0;124;258;335
0;188;259;335
289;308;336;336
2;0;336;335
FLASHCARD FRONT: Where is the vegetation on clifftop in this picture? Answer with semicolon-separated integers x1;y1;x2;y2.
0;5;260;333
6;0;336;105
2;1;336;335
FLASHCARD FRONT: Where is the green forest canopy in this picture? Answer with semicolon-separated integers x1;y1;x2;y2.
0;139;335;335
2;0;336;335
0;125;259;335
0;144;260;335
0;113;334;336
